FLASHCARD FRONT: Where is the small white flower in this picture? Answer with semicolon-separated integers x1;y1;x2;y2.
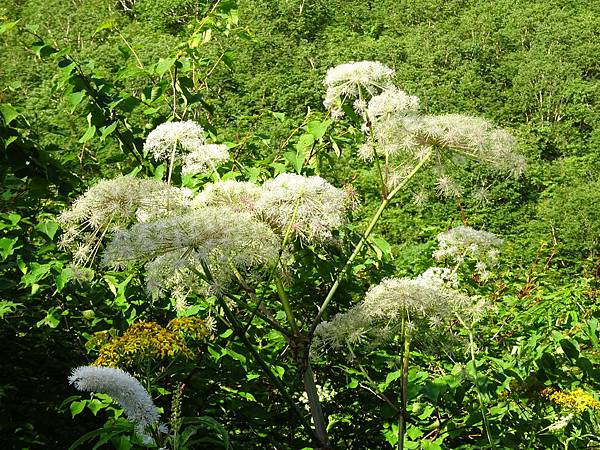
435;175;462;198
194;180;262;213
58;177;186;265
314;269;471;350
102;207;280;299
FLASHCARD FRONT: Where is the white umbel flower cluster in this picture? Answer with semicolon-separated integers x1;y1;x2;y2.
102;207;280;297
257;173;350;244
314;268;467;349
182;144;230;175
144;120;205;162
136;187;192;223
58;177;188;265
367;87;420;121
323;61;395;111
193;180;262;213
68;366;160;437
433;226;503;279
405;114;526;176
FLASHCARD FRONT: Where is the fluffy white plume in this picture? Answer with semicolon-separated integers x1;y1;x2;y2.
68;366;160;436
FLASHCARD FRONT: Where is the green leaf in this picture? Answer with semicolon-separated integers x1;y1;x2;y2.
87;399;105;416
36;220;59;240
307;120;330;140
22;262;53;286
99;122;118;140
78;125;96;143
70;400;86;417
66;91;86;109
0;300;21;318
379;369;402;391
295;133;315;151
0;20;19;34
0;103;20;125
36;307;62;328
155;57;177;77
559;338;579;360
55;267;72;292
222;348;246;365
0;237;18;260
94;19;117;34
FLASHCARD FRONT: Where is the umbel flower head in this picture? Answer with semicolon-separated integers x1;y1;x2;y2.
324;61;395;112
58;176;189;266
257;173;351;244
367;87;420;121
406;114;526;177
433;226;503;280
68;366;161;437
102;206;281;299
194;180;262;213
144;120;205;162
182;144;230;175
314;268;468;350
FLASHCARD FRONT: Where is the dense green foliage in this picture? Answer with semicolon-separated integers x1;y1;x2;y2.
1;0;599;449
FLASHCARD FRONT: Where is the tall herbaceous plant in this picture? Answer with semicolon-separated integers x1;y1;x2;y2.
60;60;526;449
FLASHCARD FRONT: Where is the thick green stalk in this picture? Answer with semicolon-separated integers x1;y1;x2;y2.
275;276;299;335
275;277;330;448
302;361;331;449
309;151;432;336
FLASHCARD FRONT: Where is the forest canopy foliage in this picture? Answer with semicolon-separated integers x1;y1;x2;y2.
1;0;599;449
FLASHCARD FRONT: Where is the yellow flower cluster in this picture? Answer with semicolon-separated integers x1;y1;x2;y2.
167;317;211;339
94;321;195;368
546;388;600;413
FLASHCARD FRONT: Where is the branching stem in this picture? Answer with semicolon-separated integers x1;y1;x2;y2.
309;151;432;336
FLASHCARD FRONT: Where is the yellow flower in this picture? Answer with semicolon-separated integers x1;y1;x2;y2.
167;317;211;340
546;388;600;413
93;321;196;368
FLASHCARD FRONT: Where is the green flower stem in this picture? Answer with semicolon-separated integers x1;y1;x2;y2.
275;276;299;335
308;151;432;336
399;323;412;450
359;86;386;198
167;141;177;185
468;328;494;449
